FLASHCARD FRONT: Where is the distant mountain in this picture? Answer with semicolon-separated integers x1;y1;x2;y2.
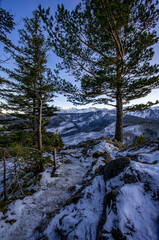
59;107;98;113
59;107;115;114
127;106;159;121
59;106;159;120
48;107;159;145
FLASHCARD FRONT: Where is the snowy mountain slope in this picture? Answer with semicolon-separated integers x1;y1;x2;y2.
48;111;116;135
127;106;159;121
59;107;101;113
59;106;159;121
48;108;159;145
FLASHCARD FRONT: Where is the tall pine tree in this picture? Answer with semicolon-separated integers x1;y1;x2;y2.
0;7;14;54
0;8;15;114
2;10;57;150
40;0;159;143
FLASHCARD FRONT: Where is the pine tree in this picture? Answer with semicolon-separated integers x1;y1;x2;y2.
43;131;64;171
0;8;14;51
39;0;159;143
0;8;15;112
2;10;58;150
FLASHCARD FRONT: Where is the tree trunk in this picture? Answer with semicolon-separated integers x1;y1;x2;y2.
53;148;57;170
14;157;24;196
33;86;36;131
33;105;36;133
38;98;44;172
33;81;36;134
3;151;7;201
115;35;124;143
33;96;36;146
38;98;42;151
115;88;123;143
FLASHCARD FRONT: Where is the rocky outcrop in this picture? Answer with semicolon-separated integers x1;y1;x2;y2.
103;157;130;181
97;143;159;240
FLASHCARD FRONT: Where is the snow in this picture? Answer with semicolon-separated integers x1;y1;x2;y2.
48;122;75;133
62;131;103;145
136;150;159;163
88;140;118;159
103;122;116;136
1;125;159;239
127;106;159;120
59;107;106;113
60;123;116;146
42;141;159;240
0;143;104;240
100;143;159;240
119;142;159;158
44;176;105;240
117;184;159;240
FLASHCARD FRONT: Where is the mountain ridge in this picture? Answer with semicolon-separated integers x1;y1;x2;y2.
48;107;159;145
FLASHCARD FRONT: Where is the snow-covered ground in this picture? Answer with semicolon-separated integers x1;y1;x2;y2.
0;134;159;240
0;138;117;240
101;145;159;240
42;141;159;240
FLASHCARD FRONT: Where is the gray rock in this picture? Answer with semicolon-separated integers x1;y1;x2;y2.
123;173;138;184
103;157;130;181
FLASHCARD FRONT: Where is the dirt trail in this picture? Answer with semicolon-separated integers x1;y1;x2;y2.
0;148;93;240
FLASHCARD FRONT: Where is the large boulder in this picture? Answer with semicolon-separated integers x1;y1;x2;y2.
103;157;130;181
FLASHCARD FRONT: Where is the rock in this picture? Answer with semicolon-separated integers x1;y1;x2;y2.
92;151;112;163
62;158;73;164
113;140;123;149
105;152;112;163
103;157;130;181
97;190;119;240
65;192;84;206
105;190;119;214
111;228;126;240
123;173;138;184
5;219;17;225
68;185;76;193
93;151;104;158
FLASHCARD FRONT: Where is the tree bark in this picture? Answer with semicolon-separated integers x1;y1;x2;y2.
115;88;123;143
14;157;24;196
115;34;124;143
3;151;7;201
33;95;36;146
33;82;36;133
38;98;44;172
38;98;42;151
53;148;57;170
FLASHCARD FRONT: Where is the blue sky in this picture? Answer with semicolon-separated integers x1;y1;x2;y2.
0;0;159;109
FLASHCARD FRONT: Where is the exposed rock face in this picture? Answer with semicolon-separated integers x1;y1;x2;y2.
93;151;112;163
103;157;130;181
123;173;138;184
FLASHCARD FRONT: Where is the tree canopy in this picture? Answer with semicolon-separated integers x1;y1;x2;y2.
0;8;15;111
0;7;14;46
1;10;58;151
39;0;159;142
